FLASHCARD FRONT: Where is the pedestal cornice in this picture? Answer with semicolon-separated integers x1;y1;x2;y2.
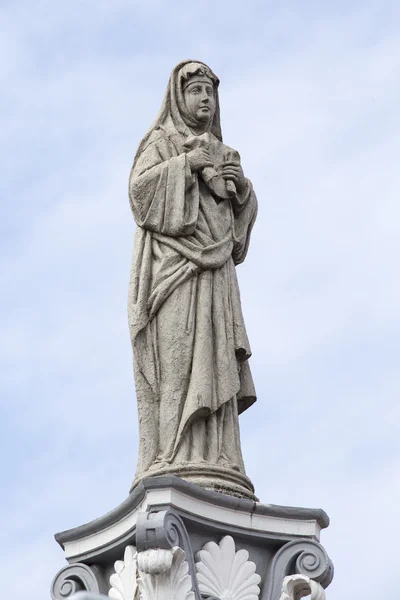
55;475;329;564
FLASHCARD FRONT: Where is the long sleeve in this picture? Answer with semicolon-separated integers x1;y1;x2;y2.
232;180;258;265
129;136;199;237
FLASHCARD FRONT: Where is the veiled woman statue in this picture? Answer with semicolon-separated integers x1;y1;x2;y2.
128;60;258;499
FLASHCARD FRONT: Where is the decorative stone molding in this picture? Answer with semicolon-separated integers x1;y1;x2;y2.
137;548;173;575
196;535;261;600
138;546;195;600
52;479;333;600
136;509;200;597
261;539;333;600
55;476;329;564
51;563;108;600
107;513;199;600
279;575;326;600
109;545;138;600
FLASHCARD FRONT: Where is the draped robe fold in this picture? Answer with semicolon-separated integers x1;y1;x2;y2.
128;126;257;483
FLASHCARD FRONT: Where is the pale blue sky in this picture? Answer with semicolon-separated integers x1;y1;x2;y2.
1;1;400;599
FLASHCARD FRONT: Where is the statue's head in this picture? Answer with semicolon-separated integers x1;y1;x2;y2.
133;61;222;167
179;62;218;129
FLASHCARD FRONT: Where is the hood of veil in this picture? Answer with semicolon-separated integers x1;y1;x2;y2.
133;60;222;168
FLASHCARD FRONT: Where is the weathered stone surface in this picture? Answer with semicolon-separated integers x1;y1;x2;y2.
128;60;258;498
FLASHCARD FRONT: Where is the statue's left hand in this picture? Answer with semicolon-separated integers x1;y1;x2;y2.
220;162;247;193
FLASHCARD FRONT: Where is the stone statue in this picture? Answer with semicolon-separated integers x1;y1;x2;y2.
128;60;258;499
52;64;334;600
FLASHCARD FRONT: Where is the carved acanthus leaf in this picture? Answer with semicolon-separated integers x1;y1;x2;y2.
138;546;195;600
109;545;138;600
196;535;261;600
280;575;326;600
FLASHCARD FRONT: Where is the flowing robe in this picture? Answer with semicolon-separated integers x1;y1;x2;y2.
128;125;257;483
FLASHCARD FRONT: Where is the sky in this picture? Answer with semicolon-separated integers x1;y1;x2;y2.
1;1;400;598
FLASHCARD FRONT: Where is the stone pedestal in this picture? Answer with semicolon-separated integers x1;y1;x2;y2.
51;476;333;600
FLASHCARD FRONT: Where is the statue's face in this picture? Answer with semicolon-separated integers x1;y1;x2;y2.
183;78;216;125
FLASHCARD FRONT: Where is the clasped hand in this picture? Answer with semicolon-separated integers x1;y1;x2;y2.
219;161;246;193
187;149;246;193
186;148;213;171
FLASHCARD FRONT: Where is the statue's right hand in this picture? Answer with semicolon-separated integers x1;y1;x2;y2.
186;148;213;172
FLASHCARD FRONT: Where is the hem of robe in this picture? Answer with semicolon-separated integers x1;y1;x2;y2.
171;394;256;459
